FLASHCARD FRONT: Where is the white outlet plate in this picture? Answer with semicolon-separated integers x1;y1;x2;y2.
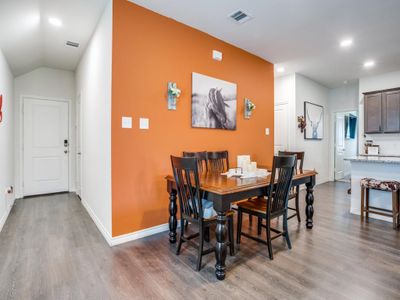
265;128;270;135
140;118;149;129
122;116;132;129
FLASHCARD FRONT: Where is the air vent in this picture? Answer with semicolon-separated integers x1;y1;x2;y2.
66;41;80;48
229;10;252;24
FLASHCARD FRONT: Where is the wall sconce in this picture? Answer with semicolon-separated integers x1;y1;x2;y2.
297;115;306;132
167;82;181;110
244;98;256;119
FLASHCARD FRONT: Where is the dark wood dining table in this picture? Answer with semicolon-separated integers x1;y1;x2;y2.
165;169;317;280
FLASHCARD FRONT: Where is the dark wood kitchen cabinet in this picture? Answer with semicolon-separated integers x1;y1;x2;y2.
383;90;400;132
364;92;382;133
364;88;400;134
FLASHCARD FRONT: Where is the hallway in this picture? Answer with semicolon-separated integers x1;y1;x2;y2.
0;183;399;300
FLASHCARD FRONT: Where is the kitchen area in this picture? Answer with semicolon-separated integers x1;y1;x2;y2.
346;85;400;225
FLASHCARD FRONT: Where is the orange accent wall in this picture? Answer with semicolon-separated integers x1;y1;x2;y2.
111;0;275;236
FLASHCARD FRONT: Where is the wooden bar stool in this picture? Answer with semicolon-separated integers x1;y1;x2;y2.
360;178;400;229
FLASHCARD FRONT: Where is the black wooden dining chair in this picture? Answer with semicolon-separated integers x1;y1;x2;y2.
171;156;235;271
182;151;208;173
237;155;296;260
207;151;229;172
278;151;304;222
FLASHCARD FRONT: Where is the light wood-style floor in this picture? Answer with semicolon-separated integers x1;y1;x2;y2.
0;182;399;300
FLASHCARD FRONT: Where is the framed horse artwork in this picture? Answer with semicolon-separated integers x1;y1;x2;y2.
191;72;237;130
304;101;324;140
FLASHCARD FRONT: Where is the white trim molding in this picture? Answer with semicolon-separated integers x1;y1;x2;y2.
81;197;169;247
81;198;113;245
110;223;169;246
0;198;15;233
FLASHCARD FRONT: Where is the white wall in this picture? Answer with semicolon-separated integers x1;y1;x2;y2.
0;48;15;231
359;71;400;155
328;83;359;179
14;67;76;198
76;1;112;241
274;73;330;184
295;74;330;184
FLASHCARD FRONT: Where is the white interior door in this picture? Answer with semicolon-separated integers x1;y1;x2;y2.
274;103;289;154
76;93;82;198
335;114;345;180
23;97;69;196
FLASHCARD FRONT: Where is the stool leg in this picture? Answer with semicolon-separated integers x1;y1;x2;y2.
398;191;400;229
366;188;370;220
360;186;364;222
392;191;397;229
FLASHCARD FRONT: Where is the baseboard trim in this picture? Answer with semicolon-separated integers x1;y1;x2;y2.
316;178;330;185
81;197;169;247
0;198;15;233
81;198;113;245
110;223;169;246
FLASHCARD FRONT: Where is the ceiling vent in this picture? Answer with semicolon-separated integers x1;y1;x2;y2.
229;10;252;24
66;41;80;48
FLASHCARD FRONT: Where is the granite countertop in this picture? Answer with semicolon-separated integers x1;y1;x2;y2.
345;155;400;164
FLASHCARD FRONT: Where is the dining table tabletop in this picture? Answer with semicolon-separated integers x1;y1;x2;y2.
165;168;317;280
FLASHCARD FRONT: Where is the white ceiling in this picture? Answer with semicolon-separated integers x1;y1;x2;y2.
129;0;400;88
0;0;109;76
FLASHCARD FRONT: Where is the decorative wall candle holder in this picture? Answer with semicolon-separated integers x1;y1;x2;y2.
244;98;256;119
297;115;306;133
167;82;181;110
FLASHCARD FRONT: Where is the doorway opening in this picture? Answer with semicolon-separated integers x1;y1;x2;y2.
334;110;358;182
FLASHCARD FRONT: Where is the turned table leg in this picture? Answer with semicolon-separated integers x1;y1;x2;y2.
305;177;315;229
168;189;177;244
215;211;228;280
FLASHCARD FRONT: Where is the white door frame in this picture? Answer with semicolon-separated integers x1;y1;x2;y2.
19;95;73;197
76;91;82;198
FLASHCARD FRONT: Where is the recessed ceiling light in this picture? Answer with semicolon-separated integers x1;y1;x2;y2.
276;67;285;73
363;60;375;68
344;80;348;84
48;17;62;27
340;38;353;48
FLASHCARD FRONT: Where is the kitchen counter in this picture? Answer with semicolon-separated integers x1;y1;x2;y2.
345;155;400;164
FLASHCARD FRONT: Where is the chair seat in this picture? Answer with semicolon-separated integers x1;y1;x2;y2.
237;197;268;214
360;178;400;192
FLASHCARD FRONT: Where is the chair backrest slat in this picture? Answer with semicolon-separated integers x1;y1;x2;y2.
183;151;208;173
207;151;229;172
171;156;203;220
267;155;296;216
278;151;304;173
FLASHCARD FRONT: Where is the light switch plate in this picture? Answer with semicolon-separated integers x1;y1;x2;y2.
140;118;149;129
122;116;132;129
265;128;270;135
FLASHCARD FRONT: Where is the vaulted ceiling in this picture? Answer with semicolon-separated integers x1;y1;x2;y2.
129;0;400;88
2;0;400;87
0;0;109;76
